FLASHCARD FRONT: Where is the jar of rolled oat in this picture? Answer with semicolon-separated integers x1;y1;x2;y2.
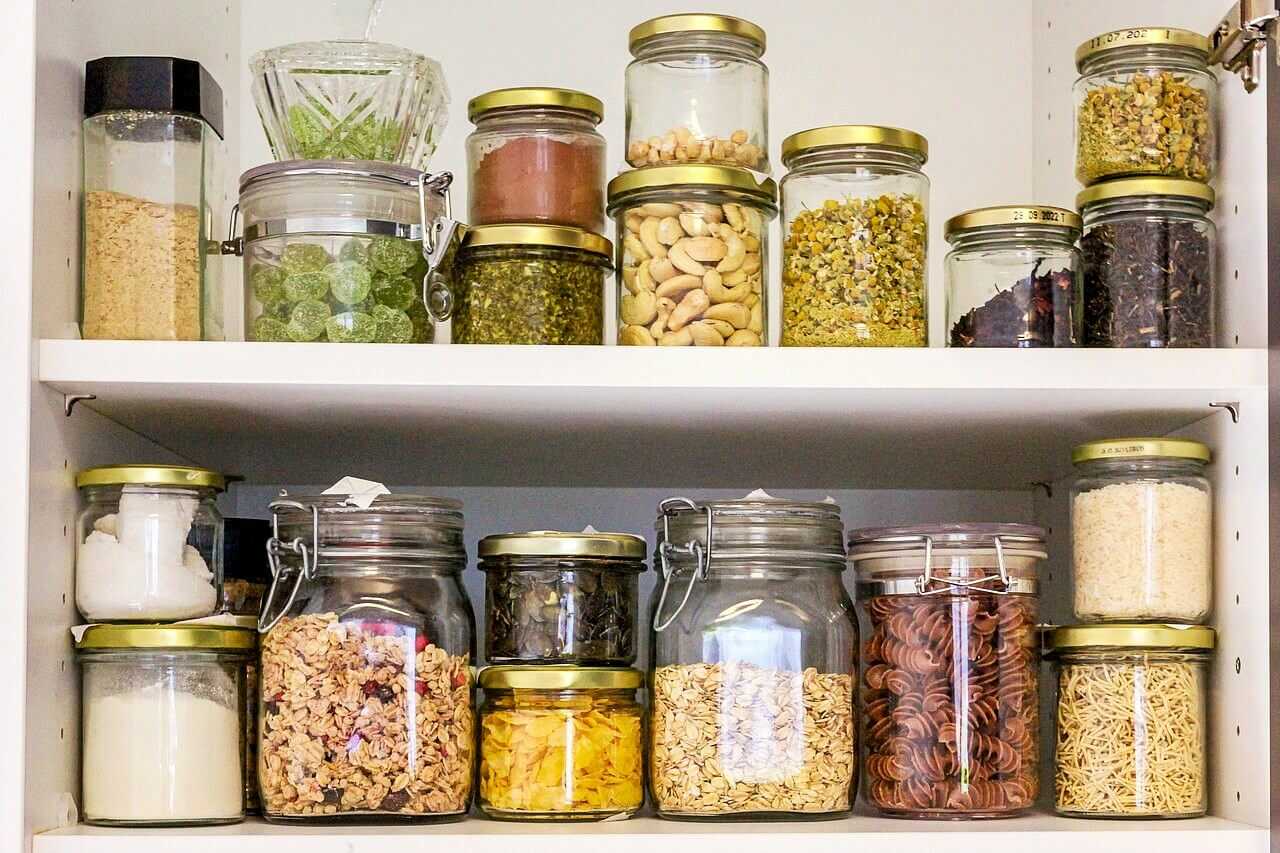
648;495;857;820
257;493;474;823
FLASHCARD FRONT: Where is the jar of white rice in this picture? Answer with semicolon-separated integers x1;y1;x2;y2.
1070;438;1211;623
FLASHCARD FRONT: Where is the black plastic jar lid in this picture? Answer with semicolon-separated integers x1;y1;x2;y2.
84;56;225;139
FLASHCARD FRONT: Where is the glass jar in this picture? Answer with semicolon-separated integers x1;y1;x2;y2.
234;161;462;344
76;624;254;826
1071;438;1212;622
1044;624;1214;818
257;493;474;823
1078;178;1215;348
478;667;644;821
453;226;611;345
1074;28;1216;184
467;88;606;232
480;530;645;664
82;57;224;341
848;523;1044;819
625;14;768;172
780;126;929;347
944;205;1082;347
608;165;775;347
75;465;225;622
648;497;857;820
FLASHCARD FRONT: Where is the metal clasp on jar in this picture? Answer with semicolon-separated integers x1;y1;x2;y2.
258;495;320;633
417;171;466;322
652;497;713;632
911;534;1015;596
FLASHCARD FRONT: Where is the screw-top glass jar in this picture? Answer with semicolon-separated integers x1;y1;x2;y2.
780;126;930;347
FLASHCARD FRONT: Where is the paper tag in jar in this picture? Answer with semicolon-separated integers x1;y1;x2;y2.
743;488;776;500
581;525;600;534
323;476;391;509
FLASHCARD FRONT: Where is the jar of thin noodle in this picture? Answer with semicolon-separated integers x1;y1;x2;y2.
1045;624;1213;819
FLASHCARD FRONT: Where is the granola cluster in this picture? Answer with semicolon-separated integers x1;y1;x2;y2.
259;613;473;818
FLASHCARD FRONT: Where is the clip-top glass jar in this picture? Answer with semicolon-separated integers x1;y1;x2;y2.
849;523;1044;819
257;493;474;823
1071;437;1212;623
625;14;768;172
780;126;929;347
648;496;857;820
1074;28;1216;184
76;465;225;622
944;205;1082;347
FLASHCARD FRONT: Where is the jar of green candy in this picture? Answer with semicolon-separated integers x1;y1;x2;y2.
231;161;463;343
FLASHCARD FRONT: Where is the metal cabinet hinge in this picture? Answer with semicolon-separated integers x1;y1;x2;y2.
1209;0;1279;93
1210;400;1241;423
63;394;95;417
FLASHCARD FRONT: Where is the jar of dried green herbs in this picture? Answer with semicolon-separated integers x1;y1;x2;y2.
779;126;929;347
1074;28;1217;185
452;225;611;345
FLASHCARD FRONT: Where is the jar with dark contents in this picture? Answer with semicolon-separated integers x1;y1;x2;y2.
480;530;645;665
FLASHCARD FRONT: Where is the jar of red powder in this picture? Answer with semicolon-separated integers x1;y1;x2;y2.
467;88;606;232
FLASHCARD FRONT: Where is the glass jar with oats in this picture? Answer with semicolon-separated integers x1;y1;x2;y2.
648;496;857;820
780;126;929;346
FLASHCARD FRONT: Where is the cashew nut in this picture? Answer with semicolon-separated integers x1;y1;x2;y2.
704;270;751;303
639;216;667;260
703;318;735;337
650;297;676;337
689;322;725;346
723;203;745;230
730;129;748;145
667;241;706;276
743;292;760;308
668;288;710;331
735;143;760;165
622;266;638;294
725;329;761;346
657;216;684;245
678;213;709;237
716;225;746;273
743;233;760;253
683;236;728;263
623;233;649;264
656;274;703;300
620;325;655;346
636;262;655;293
748;301;763;335
683;202;723;223
659;328;693;346
649;258;678;283
640;203;682;218
740;252;761;276
704;302;751;329
742;206;764;237
620;290;658;326
625;212;644;234
722;268;748;286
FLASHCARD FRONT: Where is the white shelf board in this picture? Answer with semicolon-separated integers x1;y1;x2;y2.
37;341;1266;488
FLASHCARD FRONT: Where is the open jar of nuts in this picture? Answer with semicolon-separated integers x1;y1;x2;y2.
607;165;775;347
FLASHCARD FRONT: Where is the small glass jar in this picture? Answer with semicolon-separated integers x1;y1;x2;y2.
467;88;606;232
480;530;645;664
1045;624;1214;819
75;465;225;622
1074;28;1216;184
944;205;1082;347
608;165;775;347
478;666;644;821
257;493;474;823
649;497;857;820
76;624;254;826
1071;438;1213;623
1078;178;1215;348
849;524;1044;819
780;126;929;347
452;226;611;345
625;14;768;172
82;57;225;341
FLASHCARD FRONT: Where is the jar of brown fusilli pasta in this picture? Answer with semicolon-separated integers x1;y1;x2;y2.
848;523;1043;819
1045;624;1213;819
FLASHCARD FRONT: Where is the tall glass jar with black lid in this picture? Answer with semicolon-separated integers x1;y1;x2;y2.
257;493;474;823
647;496;857;820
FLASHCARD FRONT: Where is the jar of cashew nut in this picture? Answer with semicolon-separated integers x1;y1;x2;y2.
607;165;775;347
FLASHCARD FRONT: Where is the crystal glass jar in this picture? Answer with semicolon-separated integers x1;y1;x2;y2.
607;165;775;347
780;126;929;347
625;14;768;172
848;523;1044;819
1074;28;1216;184
944;205;1082;347
257;493;474;823
81;57;224;341
1071;438;1212;622
648;497;857;820
1044;624;1214;818
467;88;606;232
76;624;254;826
1078;178;1215;347
452;226;611;345
75;465;225;622
480;530;645;664
478;666;644;821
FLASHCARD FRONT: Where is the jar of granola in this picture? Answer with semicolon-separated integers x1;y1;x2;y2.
257;493;474;823
648;496;857;820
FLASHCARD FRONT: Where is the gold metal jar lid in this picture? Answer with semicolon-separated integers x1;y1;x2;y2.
1076;177;1215;210
1075;27;1211;70
1072;437;1211;464
479;529;646;560
1044;623;1215;652
629;14;766;54
607;164;778;211
467;87;603;123
462;224;612;260
479;665;643;690
780;125;929;166
944;205;1081;241
76;624;256;652
76;464;226;491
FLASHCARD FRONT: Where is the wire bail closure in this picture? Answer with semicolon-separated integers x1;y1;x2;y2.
258;497;320;633
911;534;1014;596
652;497;713;633
417;171;464;322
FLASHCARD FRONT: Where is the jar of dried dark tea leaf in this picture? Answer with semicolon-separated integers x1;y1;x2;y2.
1078;178;1215;348
481;530;645;665
944;205;1082;347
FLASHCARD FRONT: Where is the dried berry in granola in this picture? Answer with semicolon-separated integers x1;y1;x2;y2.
484;566;637;664
950;261;1078;347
